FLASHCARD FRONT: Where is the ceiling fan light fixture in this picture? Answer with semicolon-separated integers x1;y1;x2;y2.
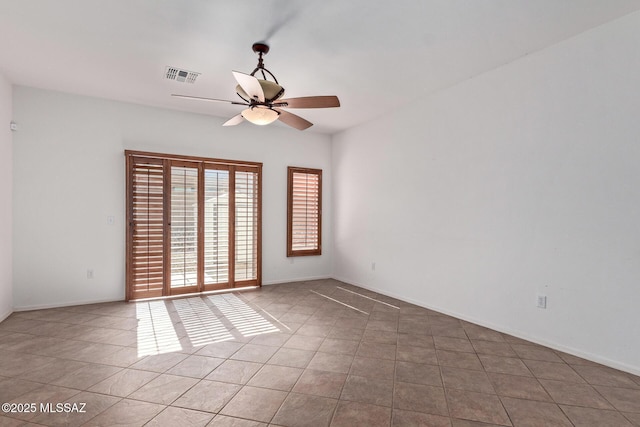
173;42;340;130
241;106;279;125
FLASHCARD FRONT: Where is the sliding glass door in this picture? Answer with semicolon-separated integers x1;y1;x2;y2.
126;151;261;300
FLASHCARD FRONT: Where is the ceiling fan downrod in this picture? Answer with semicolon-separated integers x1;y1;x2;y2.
250;42;278;84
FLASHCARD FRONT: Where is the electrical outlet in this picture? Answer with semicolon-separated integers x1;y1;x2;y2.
107;215;115;225
87;269;94;279
537;295;547;309
371;262;376;271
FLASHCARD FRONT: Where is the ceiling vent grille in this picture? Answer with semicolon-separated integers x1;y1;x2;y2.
165;67;200;84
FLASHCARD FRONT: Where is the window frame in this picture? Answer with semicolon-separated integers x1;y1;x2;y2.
287;166;322;257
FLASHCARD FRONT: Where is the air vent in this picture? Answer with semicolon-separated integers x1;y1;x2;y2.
165;66;200;84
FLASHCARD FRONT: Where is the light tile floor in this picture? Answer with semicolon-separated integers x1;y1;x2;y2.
1;279;639;426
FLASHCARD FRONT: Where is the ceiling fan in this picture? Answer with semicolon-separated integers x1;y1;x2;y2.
172;42;340;130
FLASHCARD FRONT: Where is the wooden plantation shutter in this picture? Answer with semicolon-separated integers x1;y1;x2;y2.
126;151;261;300
235;168;261;282
287;167;322;256
126;156;167;300
203;166;230;288
169;162;199;293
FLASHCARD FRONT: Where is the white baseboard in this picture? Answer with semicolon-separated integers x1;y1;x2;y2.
332;275;640;377
263;275;332;286
13;297;125;312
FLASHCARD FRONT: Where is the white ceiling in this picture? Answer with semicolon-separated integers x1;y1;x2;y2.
2;1;640;134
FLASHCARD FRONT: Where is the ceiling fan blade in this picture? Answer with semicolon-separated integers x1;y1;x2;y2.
222;114;245;127
232;71;265;102
276;96;340;109
172;94;247;106
274;108;313;130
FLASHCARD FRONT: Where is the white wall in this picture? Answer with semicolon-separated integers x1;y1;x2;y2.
332;12;640;374
0;73;13;320
12;87;332;309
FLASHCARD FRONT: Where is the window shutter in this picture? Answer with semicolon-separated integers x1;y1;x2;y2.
169;164;199;290
127;157;166;299
235;169;260;282
287;167;322;256
203;168;230;286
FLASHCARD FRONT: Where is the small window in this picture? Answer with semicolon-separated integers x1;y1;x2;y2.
287;167;322;256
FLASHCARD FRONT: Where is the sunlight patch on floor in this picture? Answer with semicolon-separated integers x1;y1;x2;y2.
136;292;280;356
336;286;400;309
172;297;234;346
309;290;370;315
208;294;280;337
258;308;292;332
136;300;182;357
